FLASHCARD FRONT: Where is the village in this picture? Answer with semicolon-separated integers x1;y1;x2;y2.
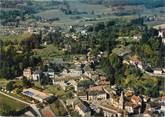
0;0;165;116
0;22;165;117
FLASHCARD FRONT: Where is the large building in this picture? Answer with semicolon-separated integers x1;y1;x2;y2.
22;88;53;103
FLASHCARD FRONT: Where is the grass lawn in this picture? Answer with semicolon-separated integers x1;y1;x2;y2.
44;85;65;97
0;93;27;112
34;44;64;59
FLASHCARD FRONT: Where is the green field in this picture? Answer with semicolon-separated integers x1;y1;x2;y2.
0;93;27;114
34;44;64;59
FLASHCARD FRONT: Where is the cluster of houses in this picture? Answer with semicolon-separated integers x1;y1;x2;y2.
9;23;164;117
63;75;165;117
22;67;55;81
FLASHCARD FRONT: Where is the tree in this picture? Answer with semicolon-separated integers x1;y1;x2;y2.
108;53;122;69
6;81;15;91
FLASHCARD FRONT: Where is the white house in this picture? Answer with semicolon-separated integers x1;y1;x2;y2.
158;29;165;45
32;70;42;81
48;69;55;78
43;69;55;78
153;68;163;74
88;91;107;101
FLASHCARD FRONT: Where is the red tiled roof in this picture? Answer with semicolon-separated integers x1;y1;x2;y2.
131;95;142;107
162;96;165;100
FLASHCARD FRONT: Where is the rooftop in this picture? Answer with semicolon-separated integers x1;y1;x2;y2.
22;88;53;100
76;101;90;113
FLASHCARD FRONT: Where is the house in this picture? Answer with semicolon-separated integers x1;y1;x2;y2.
32;70;42;81
78;91;88;101
75;101;91;117
60;69;82;78
133;35;142;41
131;95;142;108
158;29;165;38
153;68;163;74
22;88;53;103
28;27;36;33
47;69;55;78
158;29;165;45
43;69;55;78
87;86;107;101
99;100;128;117
88;90;107;101
23;67;32;79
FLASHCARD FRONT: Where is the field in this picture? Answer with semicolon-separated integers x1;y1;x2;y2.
34;1;135;27
0;93;27;113
44;85;65;97
34;44;64;59
33;1;165;27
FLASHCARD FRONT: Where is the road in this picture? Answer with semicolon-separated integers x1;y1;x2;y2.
0;91;42;117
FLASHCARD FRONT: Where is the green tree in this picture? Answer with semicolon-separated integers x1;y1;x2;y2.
6;81;15;91
108;53;122;69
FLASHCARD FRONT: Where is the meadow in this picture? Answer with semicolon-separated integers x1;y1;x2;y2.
0;93;27;113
